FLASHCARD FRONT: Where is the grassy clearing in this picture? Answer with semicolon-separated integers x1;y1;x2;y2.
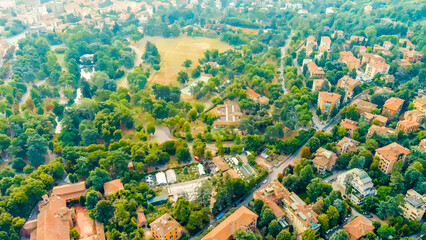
134;36;232;85
56;53;66;70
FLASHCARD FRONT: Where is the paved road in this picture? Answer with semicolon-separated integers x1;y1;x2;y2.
279;31;293;94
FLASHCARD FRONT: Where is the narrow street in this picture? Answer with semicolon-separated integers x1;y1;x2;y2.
278;31;293;95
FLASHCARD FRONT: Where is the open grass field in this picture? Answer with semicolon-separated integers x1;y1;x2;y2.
134;36;232;85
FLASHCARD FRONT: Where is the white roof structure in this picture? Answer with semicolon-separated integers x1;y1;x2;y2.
232;157;239;165
155;172;167;185
165;169;177;184
197;164;205;176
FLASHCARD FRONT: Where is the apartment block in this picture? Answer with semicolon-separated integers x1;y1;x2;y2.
318;92;341;114
375;142;410;174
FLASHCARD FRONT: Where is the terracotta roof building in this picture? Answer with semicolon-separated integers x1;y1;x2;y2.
419;139;426;151
103;179;124;197
413;97;426;114
246;87;269;104
399;38;415;49
211;99;243;129
340;118;358;137
396;120;419;134
337;137;359;155
253;181;286;219
280;186;320;234
367;125;395;138
362;112;388;126
312;147;338;174
337;76;360;101
306;36;317;48
151;213;183;240
307;62;325;78
212;156;230;172
404;50;423;63
382;97;404;120
403;110;425;123
21;183;105;240
352;99;378;113
312;79;330;92
365;61;390;78
318;92;341;114
51;181;87;202
343;216;374;240
376;142;411;174
137;210;147;227
202;206;258;240
225;169;240;179
320;36;331;50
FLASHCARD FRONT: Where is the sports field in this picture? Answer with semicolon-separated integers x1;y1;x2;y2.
134;36;232;85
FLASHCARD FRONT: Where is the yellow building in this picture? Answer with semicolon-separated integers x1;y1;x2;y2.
375;142;410;174
401;190;426;221
317;92;341;114
151;213;183;240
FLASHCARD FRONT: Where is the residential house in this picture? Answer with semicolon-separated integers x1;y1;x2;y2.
419;139;426;151
342;55;360;71
365;61;390;78
351;36;367;42
307;62;325;78
337;76;360;101
362;112;387;126
103;179;124;198
312;147;338;174
320;36;331;50
306;36;317;48
211;100;243;129
317;92;341;114
312;79;330;92
383;41;393;51
340;119;358;137
316;46;329;59
361;53;385;65
352;99;378;113
20;182;105;240
343;216;375;240
246;86;269;104
151;213;183;240
358;46;367;53
403;110;425;123
382;97;404;120
336;168;377;205
131;211;144;229
375;142;411;174
302;45;313;56
253;181;286;220
401;189;426;221
373;44;386;54
280;185;320;234
404;50;423;63
367;125;395;138
396;120;419;134
413;97;426;114
337;137;359;155
399;39;415;49
212;156;230;172
201;206;258;240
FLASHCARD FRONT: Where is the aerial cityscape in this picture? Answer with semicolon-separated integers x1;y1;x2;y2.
0;0;425;239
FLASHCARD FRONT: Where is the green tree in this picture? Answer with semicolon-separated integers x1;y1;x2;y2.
11;158;26;172
183;59;192;68
329;229;349;240
177;71;189;84
86;168;112;190
377;224;395;239
27;133;48;166
259;205;275;227
147;122;155;135
301;146;311;159
318;214;330;233
268;219;281;237
173;197;191;225
302;229;316;240
276;230;292;240
92;200;114;225
86;189;100;210
326;205;339;227
234;230;258;240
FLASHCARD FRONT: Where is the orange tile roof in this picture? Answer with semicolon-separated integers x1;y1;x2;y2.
212;156;230;172
253;181;286;219
353;99;378;113
368;125;394;135
375;142;410;162
225;169;240;178
35;196;73;240
321;36;331;42
202;206;258;240
312;147;338;168
383;97;404;111
343;216;374;240
342;56;360;63
341;118;358;130
246;87;261;98
337;137;359;149
103;179;124;196
397;120;419;129
150;213;182;238
319;92;342;102
51;182;86;201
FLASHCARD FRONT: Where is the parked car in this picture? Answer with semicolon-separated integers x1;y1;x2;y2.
216;213;225;220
